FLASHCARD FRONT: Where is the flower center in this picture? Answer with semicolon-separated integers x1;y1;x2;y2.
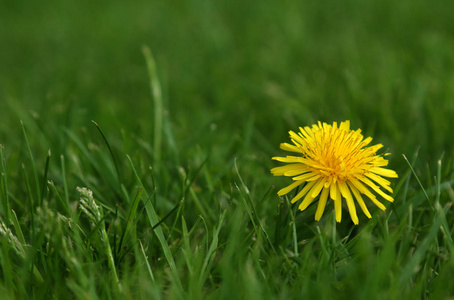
304;127;370;182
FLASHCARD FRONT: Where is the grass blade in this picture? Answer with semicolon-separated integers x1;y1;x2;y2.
40;150;51;202
142;46;163;167
126;154;183;293
92;120;121;187
0;145;11;221
198;212;226;288
118;187;144;254
234;158;275;252
60;155;70;212
21;121;41;206
402;154;434;211
139;240;155;283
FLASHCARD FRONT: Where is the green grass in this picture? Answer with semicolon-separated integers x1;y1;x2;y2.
1;0;454;298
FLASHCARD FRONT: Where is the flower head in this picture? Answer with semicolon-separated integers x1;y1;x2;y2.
271;120;398;224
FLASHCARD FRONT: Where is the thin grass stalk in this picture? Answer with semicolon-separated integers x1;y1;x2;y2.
142;46;163;168
21;121;41;206
0;145;11;222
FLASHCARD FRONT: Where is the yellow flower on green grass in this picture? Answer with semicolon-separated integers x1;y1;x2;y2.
271;120;398;224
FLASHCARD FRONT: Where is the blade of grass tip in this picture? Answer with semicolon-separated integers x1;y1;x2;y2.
0;145;11;221
126;154;183;292
402;148;420;204
92;120;121;187
60;155;70;212
198;212;226;289
139;240;155;283
235;182;258;230
402;154;434;211
47;181;70;216
142;46;163;168
22;164;35;242
40;150;51;202
234;158;275;252
21;121;41;206
118;187;144;254
10;210;26;245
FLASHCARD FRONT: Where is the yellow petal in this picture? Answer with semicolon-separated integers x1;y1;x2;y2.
271;164;304;176
330;181;338;200
359;177;394;202
288;131;306;146
311;178;327;198
348;182;372;218
290;180;317;204
339;181;358;224
298;193;315;211
340;120;350;131
370;167;398;178
277;180;305;196
368;144;383;152
349;179;386;210
292;172;319;181
349;179;374;197
272;156;305;163
284;169;310;176
299;179;327;211
280;142;303;153
365;172;393;193
371;157;390;167
360;136;372;147
315;187;330;221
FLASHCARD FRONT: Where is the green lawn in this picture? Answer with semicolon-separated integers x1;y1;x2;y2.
1;0;454;298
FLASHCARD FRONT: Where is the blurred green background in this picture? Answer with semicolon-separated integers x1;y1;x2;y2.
2;0;454;298
2;0;454;164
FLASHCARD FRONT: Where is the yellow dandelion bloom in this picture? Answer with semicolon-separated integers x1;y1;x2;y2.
271;120;398;224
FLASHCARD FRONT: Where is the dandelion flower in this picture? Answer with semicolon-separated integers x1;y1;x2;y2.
271;120;398;224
